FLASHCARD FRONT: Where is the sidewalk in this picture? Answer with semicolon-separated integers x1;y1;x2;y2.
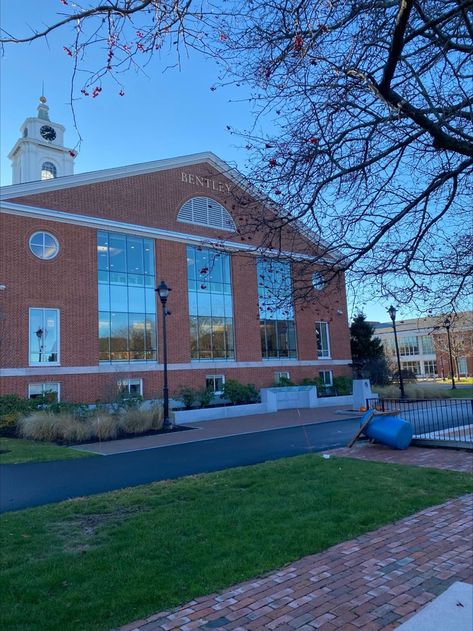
114;447;472;631
73;406;362;456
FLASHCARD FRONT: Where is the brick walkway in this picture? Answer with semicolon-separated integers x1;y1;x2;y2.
115;447;473;631
326;443;473;474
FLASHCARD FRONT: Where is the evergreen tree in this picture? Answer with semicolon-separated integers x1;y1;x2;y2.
350;313;389;385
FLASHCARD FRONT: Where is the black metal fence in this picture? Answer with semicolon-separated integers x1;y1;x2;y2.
366;397;473;446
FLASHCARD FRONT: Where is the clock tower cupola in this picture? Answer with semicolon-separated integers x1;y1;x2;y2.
8;96;77;184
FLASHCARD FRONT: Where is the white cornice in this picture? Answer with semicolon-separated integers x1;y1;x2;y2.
0;199;316;261
0;151;239;199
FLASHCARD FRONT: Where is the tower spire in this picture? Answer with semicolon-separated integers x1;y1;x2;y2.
37;90;50;121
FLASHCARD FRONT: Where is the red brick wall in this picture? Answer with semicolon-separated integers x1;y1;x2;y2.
1;364;352;403
1;163;353;402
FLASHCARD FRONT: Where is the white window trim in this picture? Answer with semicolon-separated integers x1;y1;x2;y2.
117;377;143;396
28;307;60;366
274;371;290;383
29;231;60;260
319;370;333;386
316;321;331;359
206;374;225;395
28;382;61;400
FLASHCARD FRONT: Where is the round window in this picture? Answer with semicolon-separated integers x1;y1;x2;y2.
29;232;60;260
312;272;326;290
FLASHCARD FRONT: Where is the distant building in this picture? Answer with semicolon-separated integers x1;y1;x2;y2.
374;312;473;378
0;98;352;403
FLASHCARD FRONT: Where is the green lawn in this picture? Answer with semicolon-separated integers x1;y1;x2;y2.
448;387;473;398
0;437;97;464
1;454;471;631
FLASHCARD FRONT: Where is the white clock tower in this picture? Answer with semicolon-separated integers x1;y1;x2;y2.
8;96;76;184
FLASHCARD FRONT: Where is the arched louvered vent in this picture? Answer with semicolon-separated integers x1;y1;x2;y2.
177;196;236;232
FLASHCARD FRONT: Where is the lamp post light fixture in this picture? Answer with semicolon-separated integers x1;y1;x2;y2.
156;280;173;430
387;305;405;399
443;316;456;390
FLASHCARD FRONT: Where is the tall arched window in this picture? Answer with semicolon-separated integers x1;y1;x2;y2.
41;162;57;180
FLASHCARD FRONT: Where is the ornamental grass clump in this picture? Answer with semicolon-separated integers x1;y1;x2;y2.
118;407;158;434
87;412;119;441
18;412;91;443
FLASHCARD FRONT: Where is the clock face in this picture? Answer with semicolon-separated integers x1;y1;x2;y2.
40;125;56;142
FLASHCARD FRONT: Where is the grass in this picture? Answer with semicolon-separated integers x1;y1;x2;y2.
448;387;473;398
1;454;472;631
0;437;96;464
372;383;473;399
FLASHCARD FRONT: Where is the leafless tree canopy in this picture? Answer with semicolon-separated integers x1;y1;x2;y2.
1;1;472;312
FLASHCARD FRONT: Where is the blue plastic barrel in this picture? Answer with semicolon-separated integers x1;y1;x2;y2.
360;411;412;450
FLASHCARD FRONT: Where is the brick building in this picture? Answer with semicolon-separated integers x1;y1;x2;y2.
374;312;473;379
0;99;352;403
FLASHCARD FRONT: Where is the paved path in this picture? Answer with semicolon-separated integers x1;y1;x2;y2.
0;417;361;512
73;407;361;456
114;447;473;631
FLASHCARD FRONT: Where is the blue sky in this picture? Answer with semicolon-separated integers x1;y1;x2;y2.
0;1;411;324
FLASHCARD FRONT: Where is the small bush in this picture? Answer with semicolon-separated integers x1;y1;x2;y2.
88;413;119;441
332;376;353;395
300;377;318;386
176;386;199;409
274;376;295;387
223;379;260;405
196;387;214;408
18;412;91;443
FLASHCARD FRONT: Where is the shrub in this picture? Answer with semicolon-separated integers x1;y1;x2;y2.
332;376;353;395
87;412;119;441
176;386;199;409
18;412;91;443
0;394;37;433
273;376;295;387
372;384;449;400
196;387;214;408
109;392;143;414
300;377;318;386
222;379;260;405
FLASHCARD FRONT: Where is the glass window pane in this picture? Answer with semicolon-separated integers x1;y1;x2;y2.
99;312;111;361
225;319;234;356
145;316;157;360
127;237;144;274
97;232;109;271
110;272;127;285
128;286;146;313
108;234;127;273
110;312;128;360
277;320;289;357
223;294;233;318
188;291;198;316
212;317;226;358
190;316;199;359
98;284;110;311
110;285;128;311
197;291;212;316
265;321;277;357
198;317;212;359
143;239;154;276
211;293;225;317
129;314;145;360
209;255;223;283
145;288;156;314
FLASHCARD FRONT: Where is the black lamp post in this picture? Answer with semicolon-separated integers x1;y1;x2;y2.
443;316;456;389
387;305;405;399
35;327;44;363
156;280;173;429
